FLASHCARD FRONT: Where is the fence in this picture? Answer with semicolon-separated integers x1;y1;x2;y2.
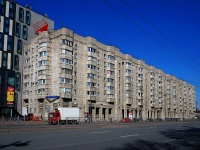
0;116;198;128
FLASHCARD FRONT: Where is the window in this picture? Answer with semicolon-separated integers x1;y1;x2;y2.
107;70;114;75
0;33;4;50
7;35;13;52
14;55;19;70
0;0;5;5
22;25;28;40
107;55;115;60
61;88;71;93
126;90;131;94
61;49;73;55
107;78;114;83
138;68;143;72
126;76;131;81
87;91;96;96
138;74;143;78
126;97;132;101
0;0;5;15
38;79;46;84
87;64;96;70
19;7;24;22
26;11;31;25
39;42;47;47
38;70;46;75
61;68;72;75
125;69;131;74
38;60;47;66
2;51;7;67
87;73;96;79
39;51;46;57
87;56;96;62
38;88;45;94
8;71;15;87
61;78;72;84
88;47;96;53
107;86;114;90
126;83;131;87
15;72;21;91
61;58;73;65
9;2;15;19
126;62;131;67
108;63;114;68
107;94;114;98
61;39;73;47
87;82;96;87
15;23;21;37
4;18;9;34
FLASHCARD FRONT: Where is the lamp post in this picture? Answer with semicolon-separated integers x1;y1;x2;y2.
89;83;92;123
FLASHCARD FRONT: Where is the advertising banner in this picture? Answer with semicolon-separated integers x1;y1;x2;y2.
7;86;14;105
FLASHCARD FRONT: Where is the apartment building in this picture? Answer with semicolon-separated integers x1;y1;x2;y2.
0;0;54;117
23;28;196;120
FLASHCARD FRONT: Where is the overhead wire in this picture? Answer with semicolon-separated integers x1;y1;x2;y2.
80;0;113;45
121;0;200;67
103;0;200;73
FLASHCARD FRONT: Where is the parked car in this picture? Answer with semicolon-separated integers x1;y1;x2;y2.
120;118;131;123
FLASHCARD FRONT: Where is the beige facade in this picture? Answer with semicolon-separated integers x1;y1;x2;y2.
23;28;196;120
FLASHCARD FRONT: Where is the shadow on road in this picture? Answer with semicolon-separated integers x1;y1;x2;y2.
0;141;31;149
106;127;200;150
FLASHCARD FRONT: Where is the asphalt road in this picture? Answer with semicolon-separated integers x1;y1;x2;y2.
0;121;200;150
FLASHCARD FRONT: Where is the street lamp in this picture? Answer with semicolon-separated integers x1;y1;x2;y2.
89;83;92;123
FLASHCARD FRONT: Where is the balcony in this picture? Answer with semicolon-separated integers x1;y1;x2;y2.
37;93;47;99
60;93;72;99
159;104;162;108
107;98;115;103
138;102;143;107
126;100;131;105
150;104;155;108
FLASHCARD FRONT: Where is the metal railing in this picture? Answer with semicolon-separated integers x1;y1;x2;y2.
0;117;199;128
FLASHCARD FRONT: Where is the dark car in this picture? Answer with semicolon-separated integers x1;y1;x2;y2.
120;118;131;123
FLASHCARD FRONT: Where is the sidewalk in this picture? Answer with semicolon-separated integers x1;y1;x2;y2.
0;120;199;133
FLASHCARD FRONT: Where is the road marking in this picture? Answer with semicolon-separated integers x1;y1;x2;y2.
120;134;139;138
162;139;176;143
148;127;157;129
90;131;110;134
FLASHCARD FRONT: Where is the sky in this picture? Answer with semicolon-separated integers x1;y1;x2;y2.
17;0;200;109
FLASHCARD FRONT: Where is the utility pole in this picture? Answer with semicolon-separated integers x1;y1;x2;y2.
89;83;92;123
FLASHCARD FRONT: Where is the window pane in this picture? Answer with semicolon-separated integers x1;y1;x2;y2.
9;3;15;19
26;11;31;25
0;33;4;50
17;39;23;54
19;7;24;22
14;55;19;70
15;23;21;37
15;72;21;91
2;51;7;67
7;35;13;52
22;25;28;40
4;18;9;34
